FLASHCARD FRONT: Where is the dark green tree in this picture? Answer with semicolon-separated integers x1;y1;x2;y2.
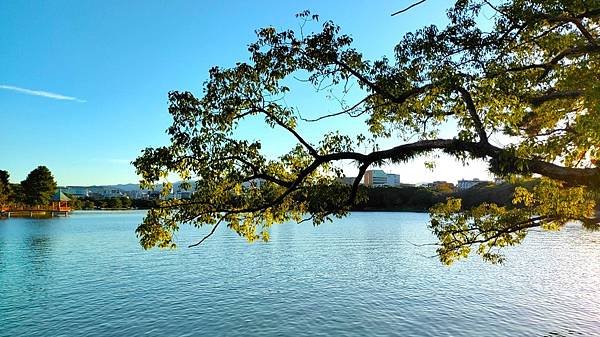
0;170;9;207
134;0;600;263
0;170;9;208
0;170;8;187
120;197;132;209
82;199;96;210
21;166;57;206
68;197;83;210
8;184;25;206
107;197;123;209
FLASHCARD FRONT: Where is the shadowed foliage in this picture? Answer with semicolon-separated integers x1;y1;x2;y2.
0;170;9;207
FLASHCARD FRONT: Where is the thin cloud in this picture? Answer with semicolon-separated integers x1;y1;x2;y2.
0;84;86;102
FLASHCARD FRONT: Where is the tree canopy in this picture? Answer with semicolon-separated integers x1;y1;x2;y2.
0;170;9;207
134;0;600;263
21;166;57;206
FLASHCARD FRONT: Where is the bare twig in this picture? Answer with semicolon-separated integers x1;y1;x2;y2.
188;217;224;247
391;0;427;16
300;95;372;122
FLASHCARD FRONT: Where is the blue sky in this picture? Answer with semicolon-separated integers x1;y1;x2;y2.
1;0;492;186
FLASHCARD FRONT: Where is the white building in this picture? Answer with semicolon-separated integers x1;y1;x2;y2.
242;178;265;189
101;189;127;198
126;190;149;199
457;178;487;190
62;186;90;198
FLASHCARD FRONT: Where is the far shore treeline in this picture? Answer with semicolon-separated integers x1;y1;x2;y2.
67;184;522;212
68;197;159;210
353;182;533;212
1;166;545;213
0;167;159;211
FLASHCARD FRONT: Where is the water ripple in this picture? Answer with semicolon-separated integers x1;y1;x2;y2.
0;212;599;336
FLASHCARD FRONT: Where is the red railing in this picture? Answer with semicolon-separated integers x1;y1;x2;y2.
3;205;71;212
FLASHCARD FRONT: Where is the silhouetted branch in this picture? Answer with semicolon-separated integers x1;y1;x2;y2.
347;162;369;206
571;19;598;46
456;86;488;143
188;217;224;247
300;95;372;122
528;90;583;106
391;0;427;16
168;138;600;219
256;106;320;158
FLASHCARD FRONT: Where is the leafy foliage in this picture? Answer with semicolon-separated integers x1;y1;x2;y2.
431;178;596;264
135;0;600;263
0;170;9;207
20;166;57;206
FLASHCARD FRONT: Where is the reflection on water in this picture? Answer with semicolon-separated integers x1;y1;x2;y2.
0;211;599;337
28;235;52;252
543;331;586;337
26;236;52;271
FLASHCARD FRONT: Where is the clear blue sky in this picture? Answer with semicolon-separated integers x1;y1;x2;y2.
0;0;492;186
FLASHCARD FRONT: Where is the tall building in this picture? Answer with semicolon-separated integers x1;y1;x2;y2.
386;174;400;186
364;170;387;186
364;170;401;187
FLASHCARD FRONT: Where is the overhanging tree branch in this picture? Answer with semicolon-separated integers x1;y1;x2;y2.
455;86;488;143
134;1;600;264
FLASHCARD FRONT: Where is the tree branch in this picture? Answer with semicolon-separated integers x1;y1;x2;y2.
256;106;320;158
347;162;369;206
391;0;427;16
333;58;431;105
570;19;598;46
506;44;600;79
166;138;600;217
300;95;373;122
527;90;583;106
456;86;488;143
188;217;224;247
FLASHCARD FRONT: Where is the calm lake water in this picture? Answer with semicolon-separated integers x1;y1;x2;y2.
0;211;599;337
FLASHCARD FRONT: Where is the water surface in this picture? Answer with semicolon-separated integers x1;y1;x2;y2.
1;211;599;336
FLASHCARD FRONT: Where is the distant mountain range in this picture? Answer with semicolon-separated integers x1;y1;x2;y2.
61;181;187;192
84;183;142;191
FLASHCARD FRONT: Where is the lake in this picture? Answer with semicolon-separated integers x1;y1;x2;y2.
0;211;599;336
